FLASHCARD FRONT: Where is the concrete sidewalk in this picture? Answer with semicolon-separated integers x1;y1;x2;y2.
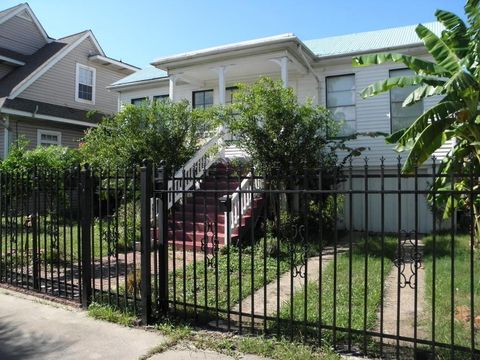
0;289;166;360
0;289;271;360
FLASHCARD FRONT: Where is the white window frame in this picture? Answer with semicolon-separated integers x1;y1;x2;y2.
37;129;62;146
75;63;96;104
326;73;357;138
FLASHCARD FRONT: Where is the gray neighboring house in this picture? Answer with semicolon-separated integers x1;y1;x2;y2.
0;3;138;157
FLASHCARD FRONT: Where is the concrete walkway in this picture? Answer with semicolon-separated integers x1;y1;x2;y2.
0;288;165;360
232;243;349;322
0;288;272;360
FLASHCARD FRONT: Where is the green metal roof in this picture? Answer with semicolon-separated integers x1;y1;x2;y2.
110;66;167;87
304;22;444;57
111;22;445;88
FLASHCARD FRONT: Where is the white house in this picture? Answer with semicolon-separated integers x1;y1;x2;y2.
109;22;452;234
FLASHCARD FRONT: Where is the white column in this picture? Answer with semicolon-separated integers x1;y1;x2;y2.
271;56;289;88
169;74;179;102
212;66;228;105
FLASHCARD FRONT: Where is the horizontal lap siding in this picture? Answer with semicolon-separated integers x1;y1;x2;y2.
340;169;449;234
9;116;85;149
20;38;124;115
0;15;46;55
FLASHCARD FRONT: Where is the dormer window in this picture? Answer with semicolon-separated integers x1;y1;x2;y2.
75;63;96;104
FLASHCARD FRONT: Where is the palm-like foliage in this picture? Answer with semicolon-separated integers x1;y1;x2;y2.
352;0;480;243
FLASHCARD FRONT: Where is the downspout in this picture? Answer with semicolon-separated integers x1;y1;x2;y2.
297;44;322;104
1;114;10;159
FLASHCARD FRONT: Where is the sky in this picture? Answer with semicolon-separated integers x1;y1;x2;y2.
3;0;466;68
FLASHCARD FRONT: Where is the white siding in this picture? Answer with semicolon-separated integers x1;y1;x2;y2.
20;38;124;115
340;169;450;234
0;14;47;55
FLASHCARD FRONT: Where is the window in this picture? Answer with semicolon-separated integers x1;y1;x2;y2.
131;97;148;106
75;63;96;104
37;130;61;147
390;69;423;133
225;86;238;104
326;74;356;137
153;95;169;102
192;90;213;109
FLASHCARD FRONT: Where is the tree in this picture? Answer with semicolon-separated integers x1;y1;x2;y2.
225;77;362;232
226;77;340;180
352;0;480;243
80;99;215;170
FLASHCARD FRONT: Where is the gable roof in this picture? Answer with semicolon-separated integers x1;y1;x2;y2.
0;3;50;43
304;21;444;57
0;30;91;104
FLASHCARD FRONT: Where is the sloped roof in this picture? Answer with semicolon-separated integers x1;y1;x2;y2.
304;22;444;57
3;97;104;124
109;66;167;87
0;34;78;99
0;3;24;20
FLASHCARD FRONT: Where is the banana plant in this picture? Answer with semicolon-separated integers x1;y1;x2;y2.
352;0;480;245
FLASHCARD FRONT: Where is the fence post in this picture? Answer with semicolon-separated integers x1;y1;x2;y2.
80;165;93;308
31;166;40;291
156;163;169;316
140;161;153;324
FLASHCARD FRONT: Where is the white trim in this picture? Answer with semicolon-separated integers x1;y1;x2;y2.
107;76;169;91
9;31;96;99
0;55;25;66
75;63;96;105
84;32;106;57
88;55;139;73
0;108;98;128
37;129;62;146
0;4;50;43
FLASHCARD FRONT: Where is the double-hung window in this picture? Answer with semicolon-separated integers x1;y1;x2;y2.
326;74;356;137
153;94;169;102
131;97;148;106
75;63;96;104
192;90;213;109
37;130;61;147
390;69;423;133
225;86;238;104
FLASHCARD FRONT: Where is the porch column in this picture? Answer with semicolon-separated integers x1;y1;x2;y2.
271;56;289;88
169;74;179;102
212;66;228;105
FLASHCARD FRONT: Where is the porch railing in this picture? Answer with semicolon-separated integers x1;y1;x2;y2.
166;131;223;209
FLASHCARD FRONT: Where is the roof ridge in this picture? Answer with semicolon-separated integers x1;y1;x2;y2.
57;29;91;41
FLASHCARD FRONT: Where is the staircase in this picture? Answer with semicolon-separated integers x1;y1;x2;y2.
167;162;263;251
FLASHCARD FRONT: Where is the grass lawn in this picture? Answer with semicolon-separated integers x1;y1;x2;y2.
277;236;397;348
0;216;135;265
422;233;480;353
169;238;319;314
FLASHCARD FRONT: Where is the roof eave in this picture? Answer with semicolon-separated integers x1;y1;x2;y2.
88;54;139;74
151;34;301;68
107;76;169;91
313;43;427;61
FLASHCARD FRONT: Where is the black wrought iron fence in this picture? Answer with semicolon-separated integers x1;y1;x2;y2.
0;159;479;359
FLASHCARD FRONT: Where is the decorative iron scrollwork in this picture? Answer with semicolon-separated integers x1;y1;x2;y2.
288;224;309;278
393;230;423;289
201;221;219;268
